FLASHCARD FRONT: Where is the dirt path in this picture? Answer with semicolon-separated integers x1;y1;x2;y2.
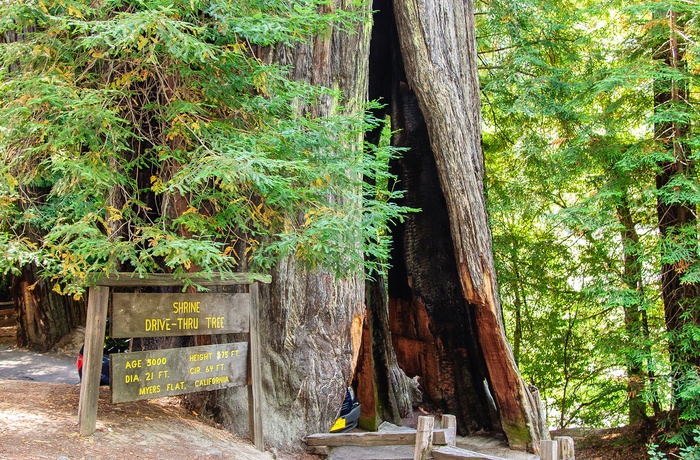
0;380;281;460
0;344;79;384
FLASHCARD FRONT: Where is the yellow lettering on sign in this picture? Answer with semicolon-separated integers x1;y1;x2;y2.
166;381;186;391
138;385;161;395
173;301;201;314
205;316;225;328
177;317;199;330
189;352;213;362
125;374;140;383
145;318;171;331
194;376;230;387
125;360;142;369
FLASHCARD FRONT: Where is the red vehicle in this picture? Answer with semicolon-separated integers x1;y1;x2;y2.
77;337;130;386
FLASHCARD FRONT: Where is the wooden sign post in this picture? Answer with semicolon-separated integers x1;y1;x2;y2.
77;273;269;452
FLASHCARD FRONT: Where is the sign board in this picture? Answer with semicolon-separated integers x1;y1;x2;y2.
110;343;248;403
110;292;250;338
78;274;265;451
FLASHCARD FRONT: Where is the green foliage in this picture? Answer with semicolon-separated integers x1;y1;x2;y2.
0;0;407;295
648;428;700;459
478;0;700;433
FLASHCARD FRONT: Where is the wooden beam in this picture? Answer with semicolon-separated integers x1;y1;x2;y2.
432;446;507;460
540;440;558;460
442;414;457;447
555;436;575;460
78;286;109;436
94;272;271;287
248;283;264;451
413;416;434;460
305;428;448;447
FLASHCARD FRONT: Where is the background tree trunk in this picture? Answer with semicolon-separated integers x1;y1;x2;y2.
12;264;85;351
616;196;659;423
652;11;700;424
391;0;547;451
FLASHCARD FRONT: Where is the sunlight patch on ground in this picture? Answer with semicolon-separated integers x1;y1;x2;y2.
1;409;45;426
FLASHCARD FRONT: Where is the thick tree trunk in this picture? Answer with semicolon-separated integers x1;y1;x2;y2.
391;0;546;451
195;1;372;449
12;264;86;351
388;79;499;435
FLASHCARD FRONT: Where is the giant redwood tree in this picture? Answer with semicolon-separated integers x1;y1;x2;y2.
0;0;545;452
379;0;546;449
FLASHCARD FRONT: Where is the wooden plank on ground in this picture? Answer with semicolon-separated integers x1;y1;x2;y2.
432;446;508;460
305;429;448;447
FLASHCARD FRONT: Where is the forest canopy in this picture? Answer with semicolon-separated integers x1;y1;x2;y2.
478;0;700;450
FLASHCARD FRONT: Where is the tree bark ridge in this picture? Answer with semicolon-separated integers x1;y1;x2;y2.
392;0;546;451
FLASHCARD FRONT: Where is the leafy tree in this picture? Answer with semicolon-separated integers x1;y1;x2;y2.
479;0;700;446
477;0;670;430
0;0;402;294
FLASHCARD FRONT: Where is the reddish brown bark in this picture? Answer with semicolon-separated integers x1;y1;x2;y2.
12;264;86;351
390;0;547;452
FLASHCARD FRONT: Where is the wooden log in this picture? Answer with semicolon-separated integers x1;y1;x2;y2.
0;317;16;328
442;414;457;447
304;445;331;456
555;436;575;460
77;286;109;436
413;416;434;460
305;429;449;447
433;446;507;460
248;283;264;451
94;272;271;287
540;440;558;460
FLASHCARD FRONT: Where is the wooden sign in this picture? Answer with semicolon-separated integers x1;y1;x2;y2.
110;293;250;338
78;274;265;451
110;343;248;403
